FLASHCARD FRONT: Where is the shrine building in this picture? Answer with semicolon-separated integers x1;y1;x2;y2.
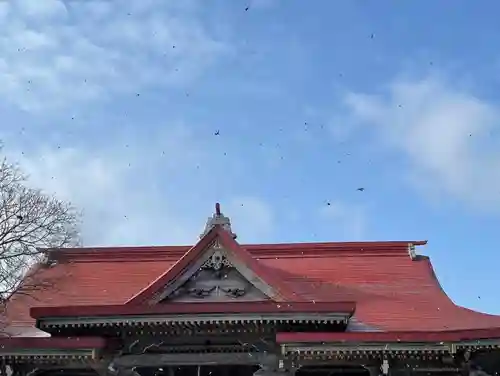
2;204;500;376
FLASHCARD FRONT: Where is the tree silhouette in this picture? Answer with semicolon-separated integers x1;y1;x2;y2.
0;147;81;330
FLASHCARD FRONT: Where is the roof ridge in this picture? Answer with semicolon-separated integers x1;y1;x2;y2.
249;241;427;258
246;240;427;248
43;240;427;255
42;240;428;263
42;240;427;252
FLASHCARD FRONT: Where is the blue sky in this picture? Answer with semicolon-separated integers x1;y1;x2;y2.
1;0;500;314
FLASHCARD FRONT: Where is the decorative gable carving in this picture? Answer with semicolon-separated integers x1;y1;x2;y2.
202;249;232;271
157;246;270;303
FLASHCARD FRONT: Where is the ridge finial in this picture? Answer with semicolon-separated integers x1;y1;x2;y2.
200;203;237;240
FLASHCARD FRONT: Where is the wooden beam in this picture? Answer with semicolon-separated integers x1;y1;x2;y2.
25;362;109;372
411;368;461;373
113;353;277;367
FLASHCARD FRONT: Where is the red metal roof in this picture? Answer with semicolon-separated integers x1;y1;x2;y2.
6;230;500;334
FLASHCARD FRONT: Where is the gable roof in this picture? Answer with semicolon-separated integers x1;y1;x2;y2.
126;224;296;304
5;237;500;333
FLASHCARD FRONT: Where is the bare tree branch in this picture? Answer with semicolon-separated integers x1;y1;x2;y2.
0;146;81;329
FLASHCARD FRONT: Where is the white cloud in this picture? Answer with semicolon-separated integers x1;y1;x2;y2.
7;131;194;246
319;201;367;239
2;124;274;247
14;0;67;19
343;75;500;212
0;0;229;112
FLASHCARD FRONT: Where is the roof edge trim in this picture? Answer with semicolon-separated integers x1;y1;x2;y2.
276;328;500;344
31;301;356;320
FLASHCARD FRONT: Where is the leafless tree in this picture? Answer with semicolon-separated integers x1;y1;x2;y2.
0;149;81;308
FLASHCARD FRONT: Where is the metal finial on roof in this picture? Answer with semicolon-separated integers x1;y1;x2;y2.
200;203;237;240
